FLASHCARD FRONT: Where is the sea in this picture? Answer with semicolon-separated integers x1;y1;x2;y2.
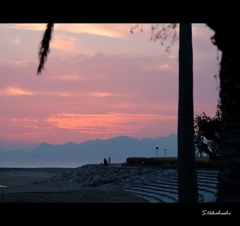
0;157;126;168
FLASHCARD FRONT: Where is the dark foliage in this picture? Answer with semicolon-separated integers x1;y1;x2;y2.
207;23;240;202
194;102;222;160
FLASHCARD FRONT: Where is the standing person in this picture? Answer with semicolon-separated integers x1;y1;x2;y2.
104;158;108;165
109;157;111;164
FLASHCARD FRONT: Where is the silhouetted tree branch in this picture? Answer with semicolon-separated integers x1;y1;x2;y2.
201;143;220;161
130;23;178;53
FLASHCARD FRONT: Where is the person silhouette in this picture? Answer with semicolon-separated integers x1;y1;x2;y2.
109;157;111;164
104;158;108;165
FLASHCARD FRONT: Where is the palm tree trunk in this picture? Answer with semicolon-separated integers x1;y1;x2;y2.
178;23;199;203
207;23;240;202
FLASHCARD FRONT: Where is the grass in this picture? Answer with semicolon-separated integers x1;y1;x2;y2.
0;188;149;203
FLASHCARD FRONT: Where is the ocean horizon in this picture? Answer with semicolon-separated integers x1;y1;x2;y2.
0;157;126;168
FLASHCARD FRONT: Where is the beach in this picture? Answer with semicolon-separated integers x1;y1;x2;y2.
0;167;77;194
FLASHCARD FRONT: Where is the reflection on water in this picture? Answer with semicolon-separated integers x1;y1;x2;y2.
0;157;125;168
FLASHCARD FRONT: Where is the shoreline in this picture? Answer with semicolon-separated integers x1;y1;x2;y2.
0;164;130;195
0;163;122;169
0;167;73;189
0;164;122;190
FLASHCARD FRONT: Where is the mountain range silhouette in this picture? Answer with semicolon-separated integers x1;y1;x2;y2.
0;134;177;159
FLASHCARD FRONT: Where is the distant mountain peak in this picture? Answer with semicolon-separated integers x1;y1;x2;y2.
65;142;76;145
40;142;49;145
166;134;177;138
112;136;139;140
36;142;54;149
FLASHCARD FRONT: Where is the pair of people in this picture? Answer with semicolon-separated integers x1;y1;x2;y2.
103;157;111;165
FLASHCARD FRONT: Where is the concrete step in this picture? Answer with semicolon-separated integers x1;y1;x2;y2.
198;183;217;190
121;170;219;203
124;187;178;202
124;186;207;203
198;189;216;202
158;177;218;186
197;177;218;182
143;181;217;193
123;189;164;203
141;183;216;200
123;177;217;203
142;183;178;192
148;180;217;192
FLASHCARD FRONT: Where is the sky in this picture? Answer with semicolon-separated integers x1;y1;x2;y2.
0;24;220;151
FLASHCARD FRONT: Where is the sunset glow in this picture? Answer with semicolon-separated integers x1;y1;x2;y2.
0;23;219;151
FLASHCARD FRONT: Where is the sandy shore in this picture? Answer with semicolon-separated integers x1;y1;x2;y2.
0;167;77;194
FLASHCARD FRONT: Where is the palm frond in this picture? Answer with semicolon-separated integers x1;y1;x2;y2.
37;23;54;75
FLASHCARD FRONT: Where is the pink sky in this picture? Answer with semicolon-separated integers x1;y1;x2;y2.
0;24;219;151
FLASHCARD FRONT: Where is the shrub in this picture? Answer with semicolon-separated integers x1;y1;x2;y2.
125;157;218;169
126;157;177;166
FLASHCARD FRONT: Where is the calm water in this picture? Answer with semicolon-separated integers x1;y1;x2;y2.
0;157;126;168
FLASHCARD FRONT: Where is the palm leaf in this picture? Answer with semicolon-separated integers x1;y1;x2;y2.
37;23;54;75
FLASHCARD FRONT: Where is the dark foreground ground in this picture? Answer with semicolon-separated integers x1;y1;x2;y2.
0;167;149;203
